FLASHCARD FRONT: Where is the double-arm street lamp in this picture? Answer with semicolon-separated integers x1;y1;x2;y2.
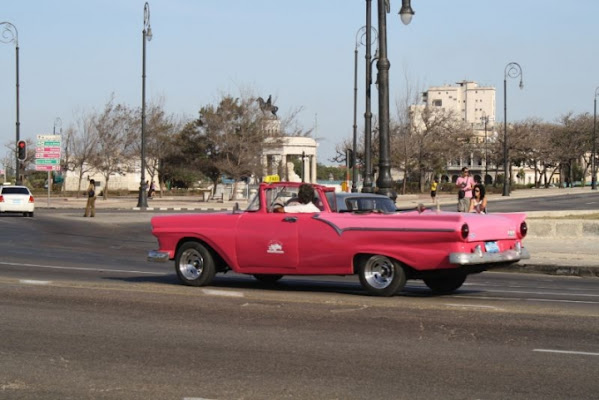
351;26;367;193
592;87;599;190
0;22;20;184
502;62;523;196
352;23;378;193
375;0;414;200
137;2;153;209
361;0;378;194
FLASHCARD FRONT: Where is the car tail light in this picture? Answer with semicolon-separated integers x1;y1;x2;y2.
0;195;3;202
520;221;527;238
29;195;34;203
460;223;469;240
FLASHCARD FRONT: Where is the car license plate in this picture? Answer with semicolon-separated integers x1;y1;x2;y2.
485;241;499;253
11;199;22;204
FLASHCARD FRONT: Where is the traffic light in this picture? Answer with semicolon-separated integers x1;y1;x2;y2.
17;140;27;161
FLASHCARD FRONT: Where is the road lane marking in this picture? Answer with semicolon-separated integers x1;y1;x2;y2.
534;349;599;356
19;279;51;285
483;289;599;298
0;261;164;275
454;295;599;305
444;303;504;310
201;289;244;298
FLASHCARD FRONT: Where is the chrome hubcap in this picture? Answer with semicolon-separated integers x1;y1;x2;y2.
178;248;204;280
364;255;394;289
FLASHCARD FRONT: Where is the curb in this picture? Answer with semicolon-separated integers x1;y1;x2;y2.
131;207;231;212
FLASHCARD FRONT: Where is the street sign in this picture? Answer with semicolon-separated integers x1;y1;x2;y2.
35;165;61;171
35;159;60;165
36;134;62;171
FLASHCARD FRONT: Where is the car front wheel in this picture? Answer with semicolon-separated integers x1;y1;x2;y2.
358;255;406;296
175;242;216;287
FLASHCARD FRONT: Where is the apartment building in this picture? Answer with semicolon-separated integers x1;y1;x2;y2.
422;80;496;127
412;81;498;184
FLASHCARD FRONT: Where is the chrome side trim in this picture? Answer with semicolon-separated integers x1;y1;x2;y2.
147;250;170;263
449;248;530;265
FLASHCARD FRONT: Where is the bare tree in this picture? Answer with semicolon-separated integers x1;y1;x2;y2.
551;112;592;187
89;98;135;199
129;99;183;198
401;104;472;192
62;115;97;196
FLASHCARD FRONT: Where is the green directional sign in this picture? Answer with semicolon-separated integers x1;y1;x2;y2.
37;140;61;147
35;159;60;165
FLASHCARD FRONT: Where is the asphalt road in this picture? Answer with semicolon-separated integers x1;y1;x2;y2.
1;209;598;399
440;191;599;212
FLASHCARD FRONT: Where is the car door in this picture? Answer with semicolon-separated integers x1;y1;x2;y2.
235;212;300;271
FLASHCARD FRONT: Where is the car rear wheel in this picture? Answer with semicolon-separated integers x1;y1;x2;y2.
175;242;216;287
253;274;283;284
358;255;406;296
423;273;466;294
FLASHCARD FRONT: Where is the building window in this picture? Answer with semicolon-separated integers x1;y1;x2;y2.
433;99;442;107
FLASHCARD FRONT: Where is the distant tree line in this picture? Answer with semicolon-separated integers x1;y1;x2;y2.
9;91;313;197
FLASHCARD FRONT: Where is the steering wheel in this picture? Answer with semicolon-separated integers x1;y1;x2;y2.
284;198;300;206
272;202;285;213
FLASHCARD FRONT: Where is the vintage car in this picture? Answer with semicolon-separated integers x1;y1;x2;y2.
148;182;530;296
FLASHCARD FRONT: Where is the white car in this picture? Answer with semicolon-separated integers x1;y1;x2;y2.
0;185;35;217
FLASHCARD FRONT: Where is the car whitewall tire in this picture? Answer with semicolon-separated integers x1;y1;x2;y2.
175;242;216;287
358;255;406;297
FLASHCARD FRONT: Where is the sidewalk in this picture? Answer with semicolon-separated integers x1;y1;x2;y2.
36;188;599;278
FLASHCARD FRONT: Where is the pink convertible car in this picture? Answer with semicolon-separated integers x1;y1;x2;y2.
148;182;529;296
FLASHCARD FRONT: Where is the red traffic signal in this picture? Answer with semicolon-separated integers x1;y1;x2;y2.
17;140;27;161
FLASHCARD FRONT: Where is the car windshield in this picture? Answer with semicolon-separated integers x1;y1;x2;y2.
1;187;29;195
335;195;397;213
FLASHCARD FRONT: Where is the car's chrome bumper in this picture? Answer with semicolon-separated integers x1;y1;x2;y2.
147;250;170;263
450;247;530;265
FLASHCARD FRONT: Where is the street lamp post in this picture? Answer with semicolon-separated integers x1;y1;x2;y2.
0;22;20;184
48;117;63;205
502;62;523;196
137;2;152;209
374;0;414;200
481;114;489;184
593;88;599;190
362;0;376;193
352;23;377;193
351;27;365;193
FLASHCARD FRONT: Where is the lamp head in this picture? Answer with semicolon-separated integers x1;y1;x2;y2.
519;80;524;90
399;0;415;25
146;26;153;41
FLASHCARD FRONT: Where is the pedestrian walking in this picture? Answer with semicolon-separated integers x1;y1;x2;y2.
83;179;96;217
430;177;439;204
148;181;155;198
456;167;474;212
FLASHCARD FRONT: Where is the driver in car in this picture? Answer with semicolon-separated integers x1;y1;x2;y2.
276;183;321;213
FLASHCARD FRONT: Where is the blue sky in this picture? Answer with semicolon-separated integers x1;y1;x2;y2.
1;0;598;166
